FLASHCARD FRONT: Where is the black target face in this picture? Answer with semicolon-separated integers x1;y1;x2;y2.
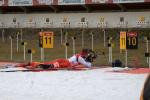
126;32;138;49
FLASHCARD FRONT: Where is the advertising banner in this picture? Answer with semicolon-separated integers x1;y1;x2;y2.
92;0;112;3
58;0;85;5
8;0;33;6
0;0;8;6
33;0;53;5
145;0;150;2
113;0;144;3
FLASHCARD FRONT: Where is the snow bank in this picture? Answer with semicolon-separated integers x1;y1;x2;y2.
0;68;147;100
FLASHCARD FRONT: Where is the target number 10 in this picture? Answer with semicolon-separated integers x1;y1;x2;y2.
126;32;138;49
127;37;137;46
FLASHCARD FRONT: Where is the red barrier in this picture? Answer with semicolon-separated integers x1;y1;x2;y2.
145;0;150;2
85;0;92;4
0;0;8;6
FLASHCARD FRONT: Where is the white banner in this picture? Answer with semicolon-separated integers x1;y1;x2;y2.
92;0;110;3
36;0;53;5
0;0;4;6
58;0;85;5
9;0;33;6
113;0;144;3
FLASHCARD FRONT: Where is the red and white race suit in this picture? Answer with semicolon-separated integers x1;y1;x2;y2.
68;54;92;68
18;53;92;69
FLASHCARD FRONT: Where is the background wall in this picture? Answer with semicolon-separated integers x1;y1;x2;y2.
0;11;149;28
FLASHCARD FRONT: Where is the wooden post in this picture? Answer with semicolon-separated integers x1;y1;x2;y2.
91;33;94;51
2;29;5;42
65;46;68;59
125;50;128;67
20;29;23;42
72;37;76;55
103;29;106;47
23;45;26;61
82;29;84;48
146;40;149;63
30;53;33;62
60;29;63;44
9;36;13;61
16;32;19;52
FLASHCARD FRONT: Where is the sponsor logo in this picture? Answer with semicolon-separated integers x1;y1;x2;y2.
37;0;53;5
127;32;137;37
9;0;32;6
58;0;85;5
92;0;109;3
113;0;144;3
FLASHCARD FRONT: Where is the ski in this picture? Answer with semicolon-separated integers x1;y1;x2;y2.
0;66;99;72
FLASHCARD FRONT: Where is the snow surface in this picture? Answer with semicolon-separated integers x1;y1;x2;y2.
0;68;147;100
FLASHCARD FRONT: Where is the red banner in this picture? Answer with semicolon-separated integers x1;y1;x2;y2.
33;0;56;5
85;0;91;4
0;0;8;6
145;0;150;2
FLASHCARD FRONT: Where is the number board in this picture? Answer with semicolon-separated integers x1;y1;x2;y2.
39;32;53;48
43;32;53;48
120;32;126;50
126;32;138;49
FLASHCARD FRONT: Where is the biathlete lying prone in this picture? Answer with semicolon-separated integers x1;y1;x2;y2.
17;48;97;70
